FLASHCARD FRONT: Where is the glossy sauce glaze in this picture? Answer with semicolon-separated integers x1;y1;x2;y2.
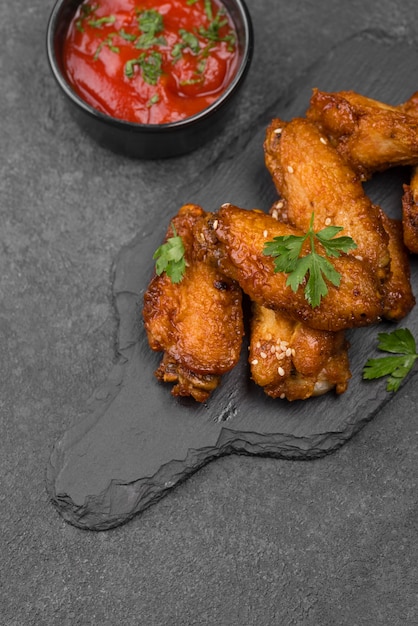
63;0;239;124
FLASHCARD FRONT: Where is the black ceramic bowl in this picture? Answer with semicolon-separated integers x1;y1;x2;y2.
46;0;253;159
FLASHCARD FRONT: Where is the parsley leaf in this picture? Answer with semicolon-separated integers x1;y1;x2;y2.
153;224;186;284
88;14;116;28
76;3;99;32
134;9;167;49
263;212;357;308
93;33;120;60
137;9;164;36
125;51;163;84
172;29;201;63
362;328;418;392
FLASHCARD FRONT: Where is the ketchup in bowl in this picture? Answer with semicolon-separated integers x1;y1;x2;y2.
62;0;240;125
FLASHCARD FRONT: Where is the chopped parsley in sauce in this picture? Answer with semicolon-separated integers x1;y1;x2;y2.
63;0;239;124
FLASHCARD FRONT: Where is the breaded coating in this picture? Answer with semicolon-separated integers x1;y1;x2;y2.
264;116;391;284
379;210;416;318
143;204;244;402
194;204;384;332
144;88;418;405
397;90;418;117
249;304;351;401
306;89;418;179
402;166;418;254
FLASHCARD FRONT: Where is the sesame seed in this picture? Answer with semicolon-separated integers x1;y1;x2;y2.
256;341;261;348
325;217;331;226
270;345;276;353
271;209;279;221
266;333;272;340
355;255;363;261
287;165;294;174
275;201;284;209
274;127;282;135
291;348;296;357
251;359;258;365
280;393;286;399
278;366;285;376
285;347;292;357
276;352;286;360
260;351;267;359
221;203;230;208
320;137;327;144
212;219;218;230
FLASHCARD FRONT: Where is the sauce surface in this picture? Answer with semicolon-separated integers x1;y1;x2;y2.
63;0;239;124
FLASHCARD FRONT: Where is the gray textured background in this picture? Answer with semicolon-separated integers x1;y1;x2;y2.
2;0;418;624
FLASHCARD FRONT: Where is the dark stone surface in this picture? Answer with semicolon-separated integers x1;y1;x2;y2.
47;33;418;531
2;0;418;623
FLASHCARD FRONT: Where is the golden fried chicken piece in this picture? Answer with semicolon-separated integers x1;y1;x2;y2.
379;209;416;317
306;89;418;179
143;204;244;402
402;166;418;253
249;304;351;401
264;116;390;287
397;91;418;117
194;204;384;332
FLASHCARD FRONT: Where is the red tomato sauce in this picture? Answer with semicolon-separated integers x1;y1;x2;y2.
63;0;239;124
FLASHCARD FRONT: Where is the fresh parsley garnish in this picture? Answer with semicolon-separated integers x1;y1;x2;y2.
88;14;116;28
75;3;99;32
362;328;418;392
147;93;160;107
153;224;186;284
137;8;164;34
125;50;163;84
172;29;201;63
93;33;120;60
135;9;167;49
77;0;236;95
263;212;357;308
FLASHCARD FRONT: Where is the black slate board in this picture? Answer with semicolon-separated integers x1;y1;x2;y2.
47;30;418;530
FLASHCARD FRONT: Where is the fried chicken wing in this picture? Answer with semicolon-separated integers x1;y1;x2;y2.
143;204;244;402
402;166;418;253
249;303;351;401
194;204;384;332
306;89;418;179
264;116;390;284
379;209;416;317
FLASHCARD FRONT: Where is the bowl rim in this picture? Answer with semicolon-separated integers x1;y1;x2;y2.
46;0;254;133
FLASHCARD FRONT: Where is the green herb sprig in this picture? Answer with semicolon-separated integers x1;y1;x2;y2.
88;14;116;28
362;328;418;392
93;33;119;60
263;212;357;308
75;3;99;31
135;9;167;49
153;224;186;284
125;50;163;84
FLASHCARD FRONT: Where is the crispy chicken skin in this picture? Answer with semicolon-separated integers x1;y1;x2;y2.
144;88;418;404
249;304;351;401
264;116;391;284
194;204;384;332
379;210;416;318
143;204;244;402
402;166;418;254
397;91;418;117
306;89;418;179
